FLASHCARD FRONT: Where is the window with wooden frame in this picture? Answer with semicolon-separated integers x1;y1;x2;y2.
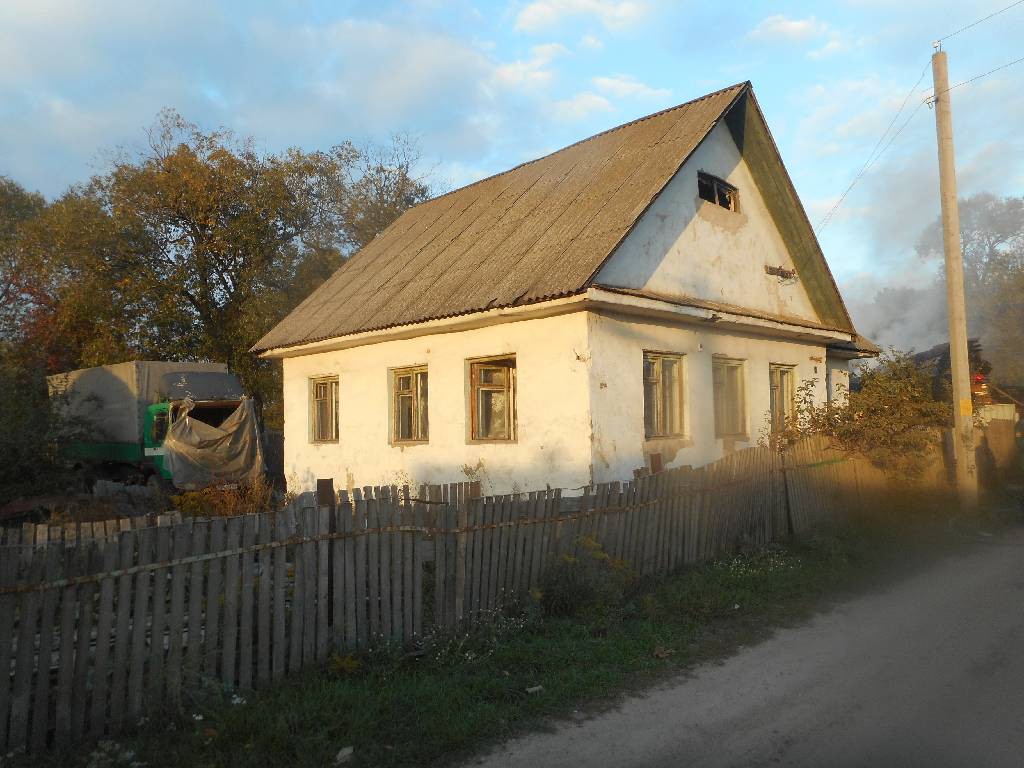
712;357;746;438
392;366;428;443
697;172;738;212
643;351;685;439
309;376;339;443
769;364;796;434
469;356;516;441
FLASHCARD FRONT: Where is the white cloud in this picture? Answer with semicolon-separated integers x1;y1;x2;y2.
580;33;604;49
494;42;569;89
748;14;828;42
593;74;669;100
552;91;614;121
515;0;647;33
808;36;850;60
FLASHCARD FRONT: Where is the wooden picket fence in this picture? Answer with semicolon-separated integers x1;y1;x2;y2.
0;437;934;754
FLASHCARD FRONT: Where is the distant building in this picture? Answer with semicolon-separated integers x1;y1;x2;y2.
255;82;876;495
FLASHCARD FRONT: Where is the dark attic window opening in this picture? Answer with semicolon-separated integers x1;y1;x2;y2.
698;172;738;212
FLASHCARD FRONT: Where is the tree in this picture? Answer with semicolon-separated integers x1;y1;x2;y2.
0;177;45;339
7;111;433;423
916;193;1024;385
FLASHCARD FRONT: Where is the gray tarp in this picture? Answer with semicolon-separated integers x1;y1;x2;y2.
163;397;266;490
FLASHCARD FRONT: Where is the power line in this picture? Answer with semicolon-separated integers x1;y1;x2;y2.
817;61;930;230
932;53;1024;97
937;0;1024;43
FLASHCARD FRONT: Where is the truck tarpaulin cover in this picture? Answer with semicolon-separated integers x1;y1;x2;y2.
163;397;265;490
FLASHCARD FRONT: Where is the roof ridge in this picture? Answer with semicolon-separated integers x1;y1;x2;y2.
423;81;750;206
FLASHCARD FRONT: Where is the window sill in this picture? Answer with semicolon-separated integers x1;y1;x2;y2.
392;440;429;448
643;435;692;446
310;440;340;445
466;438;518;445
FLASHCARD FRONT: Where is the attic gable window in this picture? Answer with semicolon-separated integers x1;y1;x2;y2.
697;172;737;212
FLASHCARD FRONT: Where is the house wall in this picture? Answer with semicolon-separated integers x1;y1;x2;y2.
595;122;819;324
585;311;832;483
280;312;594;496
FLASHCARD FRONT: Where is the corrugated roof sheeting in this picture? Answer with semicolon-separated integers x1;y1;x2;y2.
254;83;746;352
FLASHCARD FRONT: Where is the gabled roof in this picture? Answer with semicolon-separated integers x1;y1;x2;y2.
255;81;858;353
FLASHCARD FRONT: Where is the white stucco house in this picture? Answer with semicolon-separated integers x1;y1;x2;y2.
254;81;877;495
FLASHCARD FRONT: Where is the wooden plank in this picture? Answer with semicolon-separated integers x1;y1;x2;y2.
287;503;304;673
256;513;272;685
366;495;381;642
401;491;414;644
315;507;330;662
378;492;393;643
411;491;424;640
238;514;258;689
107;529;137;735
147;520;171;706
221;516;242;688
301;505;318;666
271;510;289;681
9;543;43;750
28;541;60;751
453;497;468;624
203;519;226;679
52;546;80;748
331;496;345;651
430;487;447;631
164;522;191;706
89;538;120;739
470;498;486;621
353;495;368;648
184;520;208;688
494;495;511;605
69;543;97;742
340;491;357;651
125;527;153;722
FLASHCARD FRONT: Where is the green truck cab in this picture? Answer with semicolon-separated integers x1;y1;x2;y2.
143;402;173;479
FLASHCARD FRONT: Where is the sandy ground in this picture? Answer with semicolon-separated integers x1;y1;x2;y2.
465;529;1024;768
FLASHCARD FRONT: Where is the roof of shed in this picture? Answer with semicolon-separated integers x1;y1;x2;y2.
254;81;857;353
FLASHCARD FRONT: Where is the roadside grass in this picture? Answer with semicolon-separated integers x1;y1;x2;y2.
16;514;984;768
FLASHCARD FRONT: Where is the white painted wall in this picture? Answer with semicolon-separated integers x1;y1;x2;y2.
586;312;832;483
595;122;819;323
281;312;594;496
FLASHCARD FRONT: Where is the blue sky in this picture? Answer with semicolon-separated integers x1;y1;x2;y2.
2;1;1022;347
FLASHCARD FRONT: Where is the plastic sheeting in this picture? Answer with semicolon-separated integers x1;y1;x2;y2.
163;397;266;490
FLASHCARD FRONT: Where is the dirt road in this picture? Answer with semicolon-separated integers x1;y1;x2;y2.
467;530;1024;768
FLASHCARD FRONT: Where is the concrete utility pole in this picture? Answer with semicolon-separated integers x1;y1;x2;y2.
930;45;978;508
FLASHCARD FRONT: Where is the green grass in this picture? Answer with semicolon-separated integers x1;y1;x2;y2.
20;517;977;768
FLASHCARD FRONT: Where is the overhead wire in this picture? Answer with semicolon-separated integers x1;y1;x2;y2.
817;2;1024;230
937;0;1024;43
817;61;930;230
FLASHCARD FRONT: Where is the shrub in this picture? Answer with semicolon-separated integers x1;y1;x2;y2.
171;477;282;517
538;537;634;626
765;349;951;479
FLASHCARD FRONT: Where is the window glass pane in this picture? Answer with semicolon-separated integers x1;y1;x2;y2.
315;398;331;441
397;394;414;440
713;361;744;437
416;371;428;439
643;375;658;437
479;367;505;386
479;389;508;439
662;358;681;434
397;375;412;392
